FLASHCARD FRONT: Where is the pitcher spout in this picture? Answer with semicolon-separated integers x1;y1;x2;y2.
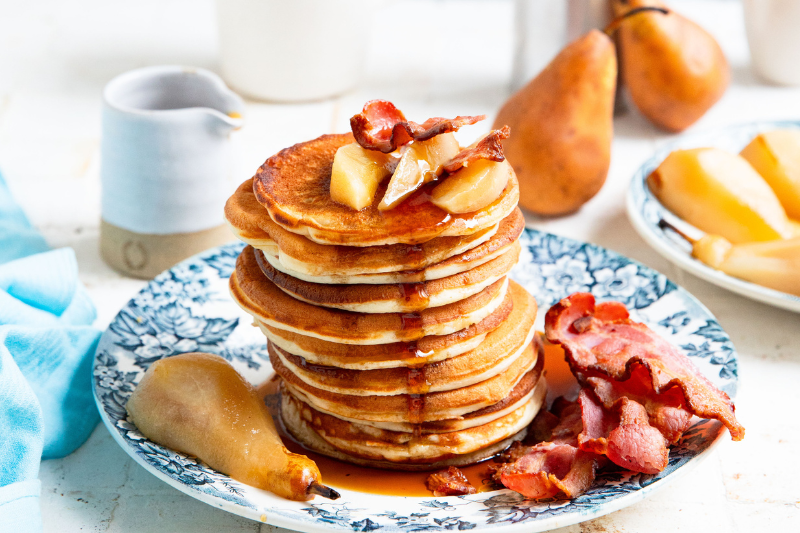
103;65;245;133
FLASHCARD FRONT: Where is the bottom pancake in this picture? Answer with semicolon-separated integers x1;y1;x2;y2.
280;379;546;470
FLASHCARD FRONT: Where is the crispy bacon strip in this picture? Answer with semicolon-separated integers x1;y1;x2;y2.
585;374;693;444
425;466;476;496
578;389;669;474
442;126;511;174
350;100;485;153
545;293;744;441
494;400;601;500
497;443;599;500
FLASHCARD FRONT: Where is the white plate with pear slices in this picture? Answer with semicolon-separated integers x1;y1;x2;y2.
627;120;800;314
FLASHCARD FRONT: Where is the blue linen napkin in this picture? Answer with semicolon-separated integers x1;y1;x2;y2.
0;170;101;530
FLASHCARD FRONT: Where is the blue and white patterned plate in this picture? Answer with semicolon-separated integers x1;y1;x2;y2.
626;120;800;314
93;231;739;532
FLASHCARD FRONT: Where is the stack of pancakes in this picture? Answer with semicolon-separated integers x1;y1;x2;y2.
225;133;546;470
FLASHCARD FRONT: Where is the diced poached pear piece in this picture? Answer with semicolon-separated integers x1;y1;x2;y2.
126;352;323;501
647;147;793;243
430;159;512;214
378;133;460;211
330;143;394;210
692;234;800;296
740;130;800;219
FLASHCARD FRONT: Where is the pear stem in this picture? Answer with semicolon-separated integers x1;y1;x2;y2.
604;6;670;36
307;482;341;500
658;218;697;245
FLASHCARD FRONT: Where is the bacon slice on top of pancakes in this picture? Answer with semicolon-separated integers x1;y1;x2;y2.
350;100;486;153
442;125;511;174
496;293;744;501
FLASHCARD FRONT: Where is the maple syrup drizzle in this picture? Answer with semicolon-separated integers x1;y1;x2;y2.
403;340;434;360
400;312;423;331
399;282;430;312
261;383;503;497
407;244;426;269
406;364;430;395
380;181;453;237
406;359;431;438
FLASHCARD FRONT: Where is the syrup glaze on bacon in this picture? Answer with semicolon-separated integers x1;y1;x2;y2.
425;466;477;497
350;100;485;153
494;293;744;501
442;126;511;174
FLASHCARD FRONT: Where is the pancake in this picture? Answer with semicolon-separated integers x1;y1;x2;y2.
251;133;520;246
277;343;541;423
256;208;525;285
318;366;546;434
254;242;520;313
225;178;518;278
280;381;545;467
283;406;528;471
260;280;534;371
270;293;536;395
258;284;517;370
231;245;509;344
272;322;532;396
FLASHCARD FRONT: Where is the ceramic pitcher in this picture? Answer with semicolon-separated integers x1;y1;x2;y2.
100;65;245;279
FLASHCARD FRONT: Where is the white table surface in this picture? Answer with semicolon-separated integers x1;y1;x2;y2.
1;0;798;531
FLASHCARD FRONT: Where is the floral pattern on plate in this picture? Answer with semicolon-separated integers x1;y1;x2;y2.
93;232;738;532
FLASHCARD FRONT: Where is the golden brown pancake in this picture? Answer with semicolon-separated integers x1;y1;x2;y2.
280;380;545;468
276;343;540;423
283;400;529;470
303;345;545;434
270;290;536;395
260;281;535;371
257;284;517;370
226;179;524;278
251;133;520;246
231;245;508;344
256;208;525;284
272;324;532;396
254;242;520;313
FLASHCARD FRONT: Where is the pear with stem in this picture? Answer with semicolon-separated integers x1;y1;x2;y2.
661;220;800;296
127;352;339;501
609;0;729;132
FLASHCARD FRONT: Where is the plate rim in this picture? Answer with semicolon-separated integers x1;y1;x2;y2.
92;233;739;532
625;119;800;314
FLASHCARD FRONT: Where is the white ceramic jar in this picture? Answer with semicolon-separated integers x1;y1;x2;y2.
744;0;800;86
215;0;375;102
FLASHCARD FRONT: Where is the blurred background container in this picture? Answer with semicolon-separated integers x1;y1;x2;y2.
511;0;611;92
216;0;377;102
743;0;800;86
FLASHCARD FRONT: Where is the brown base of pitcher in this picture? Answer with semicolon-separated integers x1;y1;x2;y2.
100;219;234;279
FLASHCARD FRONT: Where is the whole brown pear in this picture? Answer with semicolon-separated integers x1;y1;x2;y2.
493;30;616;216
611;0;729;132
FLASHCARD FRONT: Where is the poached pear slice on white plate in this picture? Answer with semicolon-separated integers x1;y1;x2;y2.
627;119;800;314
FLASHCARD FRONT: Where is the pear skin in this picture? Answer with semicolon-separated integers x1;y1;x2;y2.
612;0;729;132
494;30;616;216
126;352;326;501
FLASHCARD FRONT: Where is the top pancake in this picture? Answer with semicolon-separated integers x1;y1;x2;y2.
225;178;504;277
251;133;520;246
